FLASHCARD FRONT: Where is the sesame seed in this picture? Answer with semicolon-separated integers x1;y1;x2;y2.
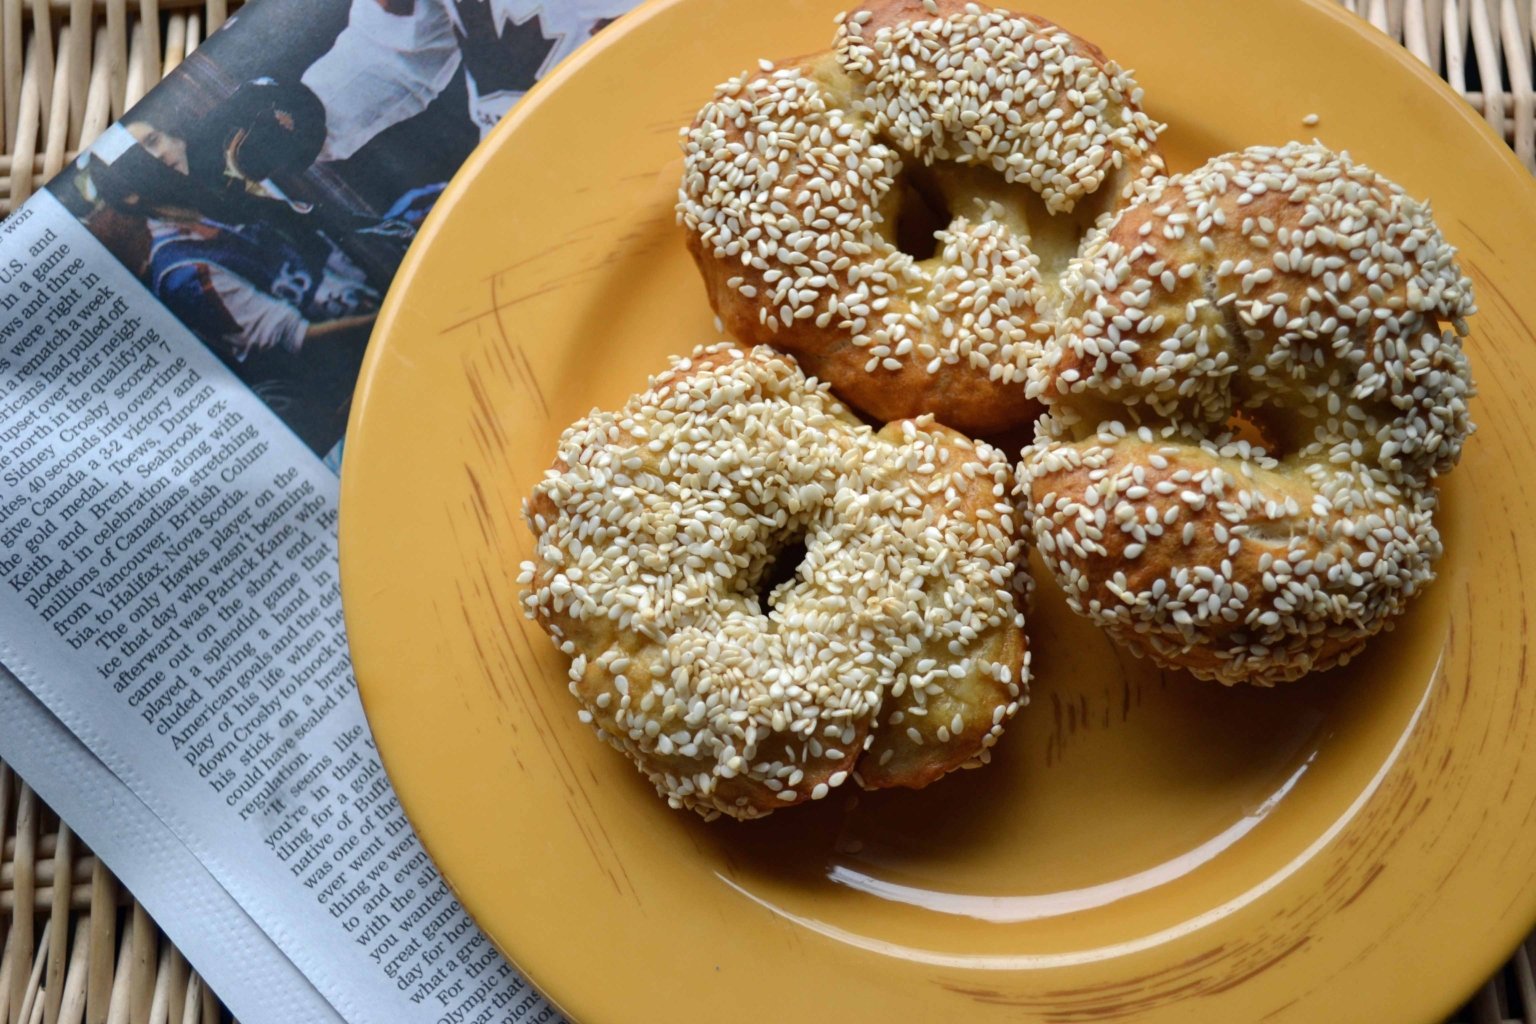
676;3;1166;431
1022;142;1476;685
523;344;1030;818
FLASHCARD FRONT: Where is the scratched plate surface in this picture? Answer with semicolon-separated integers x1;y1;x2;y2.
337;1;1536;1021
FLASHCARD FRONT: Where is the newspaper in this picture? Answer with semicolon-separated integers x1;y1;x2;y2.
0;672;343;1022
0;1;638;1021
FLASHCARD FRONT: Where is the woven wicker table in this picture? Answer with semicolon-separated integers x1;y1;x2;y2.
2;2;1535;1022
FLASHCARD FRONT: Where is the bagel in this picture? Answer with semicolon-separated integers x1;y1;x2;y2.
519;344;1029;819
1023;143;1476;684
677;0;1165;434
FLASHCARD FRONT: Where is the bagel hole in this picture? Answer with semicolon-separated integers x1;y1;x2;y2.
753;532;811;608
894;172;951;261
1014;182;1106;286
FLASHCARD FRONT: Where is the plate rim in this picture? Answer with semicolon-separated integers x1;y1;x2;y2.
339;2;1536;1021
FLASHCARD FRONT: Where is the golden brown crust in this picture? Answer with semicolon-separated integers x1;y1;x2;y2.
685;225;1039;432
521;345;1028;818
1024;144;1476;685
677;0;1164;434
858;422;1030;788
1028;438;1383;684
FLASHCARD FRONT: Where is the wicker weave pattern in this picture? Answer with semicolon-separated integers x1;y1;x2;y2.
1;1;1535;1022
1339;0;1536;165
1;0;228;215
0;767;229;1024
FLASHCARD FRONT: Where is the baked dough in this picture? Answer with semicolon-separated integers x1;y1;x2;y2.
520;344;1030;818
678;0;1164;434
1024;143;1476;684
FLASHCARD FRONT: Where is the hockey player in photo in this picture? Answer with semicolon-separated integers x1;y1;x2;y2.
301;0;633;159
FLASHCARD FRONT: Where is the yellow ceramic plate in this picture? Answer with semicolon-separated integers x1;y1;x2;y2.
338;2;1536;1020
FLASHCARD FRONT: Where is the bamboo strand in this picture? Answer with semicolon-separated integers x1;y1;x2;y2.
13;920;48;1024
0;3;8;153
1501;0;1534;166
1469;0;1506;133
102;935;129;1024
4;0;25;151
1426;0;1447;69
83;866;111;1024
159;950;181;1024
0;763;12;894
0;767;12;1024
42;0;204;9
1446;0;1470;92
172;978;193;1024
120;17;146;107
134;0;156;101
27;0;51;151
4;835;62;860
159;12;183;74
143;946;165;1024
9;32;40;210
1405;0;1436;68
103;0;122;118
43;824;72;1024
0;152;75;174
1469;977;1502;1023
42;22;70;181
1;853;99;890
2;849;97;887
10;786;36;1024
0;917;14;1024
126;907;148;1024
0;886;95;915
77;21;110;142
66;0;87;135
55;914;87;1024
1517;942;1536;1023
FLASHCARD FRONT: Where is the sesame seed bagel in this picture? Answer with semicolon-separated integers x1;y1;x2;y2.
677;0;1165;435
519;343;1029;820
1024;143;1476;685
